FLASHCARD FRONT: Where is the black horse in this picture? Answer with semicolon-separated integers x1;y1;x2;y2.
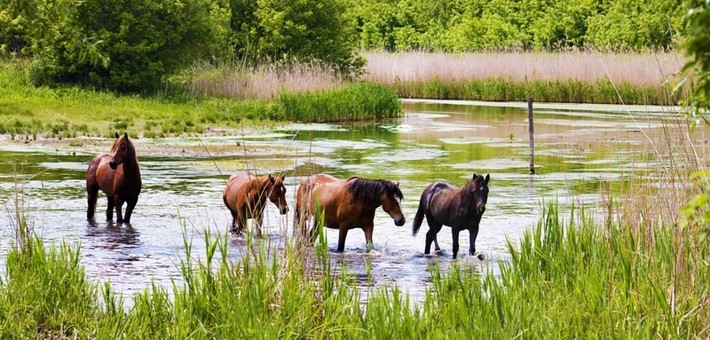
412;173;490;259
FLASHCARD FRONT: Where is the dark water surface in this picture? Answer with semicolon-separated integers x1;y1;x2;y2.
1;100;706;304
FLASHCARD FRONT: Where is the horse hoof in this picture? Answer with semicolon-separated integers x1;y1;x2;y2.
475;252;485;261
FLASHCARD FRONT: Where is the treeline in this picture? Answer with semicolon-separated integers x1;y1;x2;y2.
0;0;688;93
348;0;685;52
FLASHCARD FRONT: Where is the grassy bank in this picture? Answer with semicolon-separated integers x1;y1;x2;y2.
2;197;706;337
0;60;401;138
364;52;684;105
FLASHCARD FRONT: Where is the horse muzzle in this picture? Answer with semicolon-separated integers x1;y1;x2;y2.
394;217;406;226
476;204;486;215
279;206;289;215
109;161;118;170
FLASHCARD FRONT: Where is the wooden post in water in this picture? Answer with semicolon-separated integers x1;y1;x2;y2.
528;97;535;174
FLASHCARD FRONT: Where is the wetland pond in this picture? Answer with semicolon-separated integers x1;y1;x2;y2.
1;99;707;304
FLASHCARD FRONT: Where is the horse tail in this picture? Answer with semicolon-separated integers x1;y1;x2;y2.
411;203;425;236
412;184;437;236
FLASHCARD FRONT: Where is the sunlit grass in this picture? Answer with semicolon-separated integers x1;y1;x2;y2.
0;60;400;137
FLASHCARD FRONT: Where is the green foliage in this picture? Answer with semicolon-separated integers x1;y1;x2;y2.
27;0;230;92
678;0;710;241
350;0;685;52
681;0;710;125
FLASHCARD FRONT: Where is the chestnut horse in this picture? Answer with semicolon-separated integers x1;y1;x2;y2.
294;173;405;252
222;171;288;236
412;173;490;259
86;132;142;224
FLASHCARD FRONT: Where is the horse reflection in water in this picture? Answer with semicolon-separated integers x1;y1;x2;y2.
412;173;490;259
86;132;142;225
295;173;405;252
85;221;141;250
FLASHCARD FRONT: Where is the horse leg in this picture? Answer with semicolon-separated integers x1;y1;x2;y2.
424;215;442;255
87;183;99;221
451;227;461;259
336;228;349;252
105;196;115;221
363;224;374;252
229;211;239;233
123;197;138;224
469;223;480;256
114;196;125;224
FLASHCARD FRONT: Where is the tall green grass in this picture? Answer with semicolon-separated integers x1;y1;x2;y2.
423;203;707;338
1;198;705;338
280;82;402;122
0;60;401;137
394;78;677;105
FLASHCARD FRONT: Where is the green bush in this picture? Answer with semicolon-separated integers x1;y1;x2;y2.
28;0;229;92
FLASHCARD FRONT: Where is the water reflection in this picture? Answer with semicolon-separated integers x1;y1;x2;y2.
85;221;141;249
0;100;706;305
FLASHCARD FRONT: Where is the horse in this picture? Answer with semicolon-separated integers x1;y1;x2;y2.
294;173;405;252
86;132;142;224
222;171;288;237
412;173;490;259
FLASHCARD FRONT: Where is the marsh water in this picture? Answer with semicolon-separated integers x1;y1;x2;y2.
1;99;707;304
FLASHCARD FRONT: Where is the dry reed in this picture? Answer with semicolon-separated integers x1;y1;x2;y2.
187;62;344;100
362;51;685;88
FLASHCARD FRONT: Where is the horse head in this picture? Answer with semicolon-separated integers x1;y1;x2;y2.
268;175;289;215
109;132;134;170
380;180;406;226
248;174;273;202
468;173;490;215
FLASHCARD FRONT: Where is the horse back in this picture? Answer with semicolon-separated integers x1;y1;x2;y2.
88;154;116;196
422;180;464;224
223;171;255;213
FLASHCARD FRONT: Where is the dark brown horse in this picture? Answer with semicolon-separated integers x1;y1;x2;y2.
294;173;405;252
86;132;142;224
412;173;490;259
222;171;288;236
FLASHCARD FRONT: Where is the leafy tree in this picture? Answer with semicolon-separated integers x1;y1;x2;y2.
254;0;363;76
29;0;229;92
678;0;709;240
0;3;29;57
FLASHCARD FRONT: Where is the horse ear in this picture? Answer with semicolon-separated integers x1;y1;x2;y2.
472;173;477;181
395;180;399;187
114;132;119;139
280;175;285;181
124;132;129;139
485;174;490;183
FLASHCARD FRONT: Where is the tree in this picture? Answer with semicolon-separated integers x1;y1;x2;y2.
254;0;363;76
28;0;229;92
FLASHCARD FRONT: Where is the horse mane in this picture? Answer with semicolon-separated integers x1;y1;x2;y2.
347;177;402;203
111;134;137;163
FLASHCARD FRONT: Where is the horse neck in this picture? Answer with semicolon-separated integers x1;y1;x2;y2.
455;185;478;213
121;152;140;178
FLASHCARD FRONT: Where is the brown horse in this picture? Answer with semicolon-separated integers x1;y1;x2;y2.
86;132;142;224
294;173;405;252
412;173;490;259
222;171;288;236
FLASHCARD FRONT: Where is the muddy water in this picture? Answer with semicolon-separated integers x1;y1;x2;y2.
0;100;706;304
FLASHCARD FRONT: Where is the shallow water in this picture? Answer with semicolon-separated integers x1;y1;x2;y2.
0;100;707;304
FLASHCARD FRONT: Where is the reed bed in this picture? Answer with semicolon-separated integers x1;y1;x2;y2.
363;51;685;104
364;51;683;87
183;61;344;100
